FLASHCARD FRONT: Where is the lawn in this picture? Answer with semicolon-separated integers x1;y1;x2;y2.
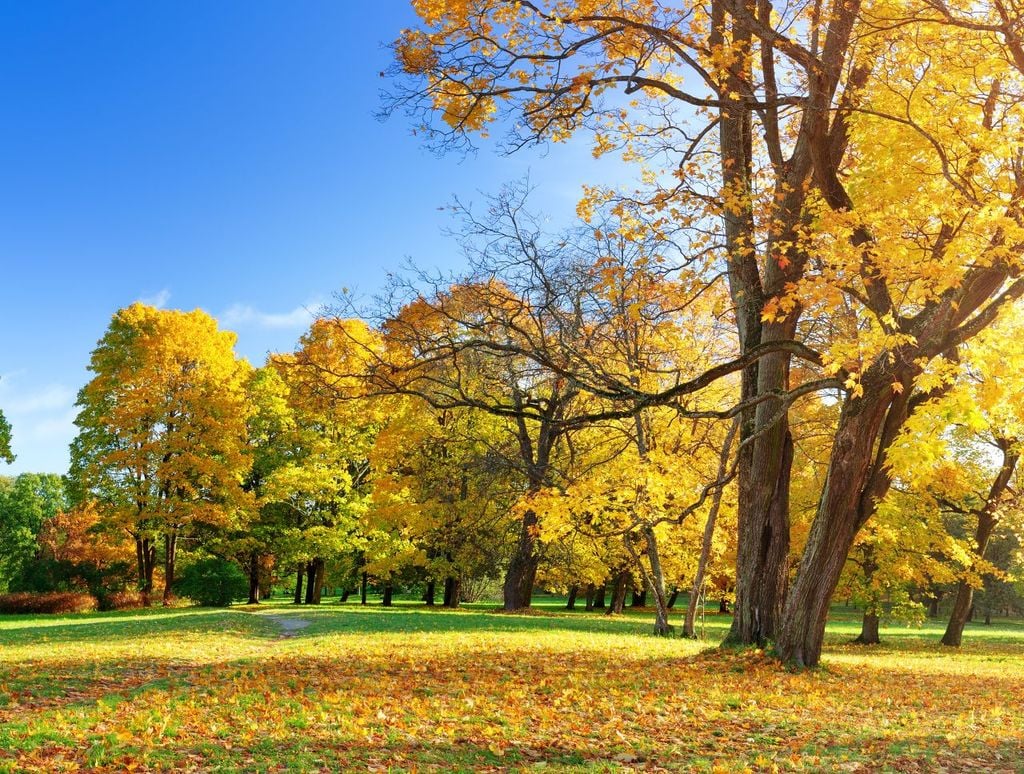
0;599;1021;772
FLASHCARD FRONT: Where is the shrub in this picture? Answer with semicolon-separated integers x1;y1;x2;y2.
101;590;148;611
175;558;248;607
0;591;99;614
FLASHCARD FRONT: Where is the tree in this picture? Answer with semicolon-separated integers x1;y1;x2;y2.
69;303;254;604
0;473;67;591
390;1;1024;665
0;407;12;464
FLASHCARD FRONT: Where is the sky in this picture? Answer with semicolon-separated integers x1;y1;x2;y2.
0;1;632;476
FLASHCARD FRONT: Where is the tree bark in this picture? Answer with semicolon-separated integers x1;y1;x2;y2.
592;584;606;609
503;508;539;610
606;570;630;615
443;576;461;608
294;566;304;605
776;386;894;666
666;588;679;609
360;571;368;605
566;586;578;610
382;583;393;607
247;550;260;604
424;580;436;606
584;584;595;611
853;611;880;645
309;558;325;605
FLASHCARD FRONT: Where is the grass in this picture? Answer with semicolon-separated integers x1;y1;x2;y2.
0;598;1021;772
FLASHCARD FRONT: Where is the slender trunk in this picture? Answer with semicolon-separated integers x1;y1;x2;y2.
503;508;539;610
304;561;316;604
584;584;595;611
719;597;730;614
425;580;436;606
294;566;304;605
566;586;578;610
247;551;260;605
135;536;156;603
162;532;177;605
942;446;1018;647
382;583;393;607
360;571;368;605
687;420;737;638
640;529;672;635
928;596;940;618
667;588;679;609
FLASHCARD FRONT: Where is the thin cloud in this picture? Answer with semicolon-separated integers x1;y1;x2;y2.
138;288;171;308
220;301;323;331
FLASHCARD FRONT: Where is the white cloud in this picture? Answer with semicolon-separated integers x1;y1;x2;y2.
138;288;171;308
0;373;77;474
220;301;323;331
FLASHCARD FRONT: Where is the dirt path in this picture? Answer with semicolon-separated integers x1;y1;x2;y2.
263;614;311;638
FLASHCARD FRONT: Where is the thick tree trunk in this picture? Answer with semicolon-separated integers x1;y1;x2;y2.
382;583;393;607
162;532;177;605
606;570;630;616
566;586;578;610
294;566;304;605
309;558;325;604
853;611;880;645
424;580;436;606
247;551;260;604
503;508;539;610
777;388;893;666
443;576;461;608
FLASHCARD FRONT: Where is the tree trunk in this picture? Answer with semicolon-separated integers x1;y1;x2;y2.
606;570;630;616
382;583;393;607
686;420;737;638
776;387;894;667
304;561;316;605
135;536;156;604
443;576;461;608
503;508;539;610
719;597;730;614
247;550;260;605
294;566;304;605
853;611;880;645
162;532;177;605
631;588;647;607
584;584;595;611
942;446;1017;647
566;586;578;610
667;588;679;609
360;571;368;605
309;558;325;604
928;596;940;619
592;584;606;609
340;589;350;603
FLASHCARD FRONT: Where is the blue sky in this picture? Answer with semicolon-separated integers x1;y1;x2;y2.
0;1;630;475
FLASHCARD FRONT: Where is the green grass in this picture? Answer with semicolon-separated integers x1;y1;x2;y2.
0;598;1021;771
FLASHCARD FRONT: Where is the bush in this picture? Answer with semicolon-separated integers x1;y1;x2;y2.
175;558;248;607
101;590;148;611
0;591;99;614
